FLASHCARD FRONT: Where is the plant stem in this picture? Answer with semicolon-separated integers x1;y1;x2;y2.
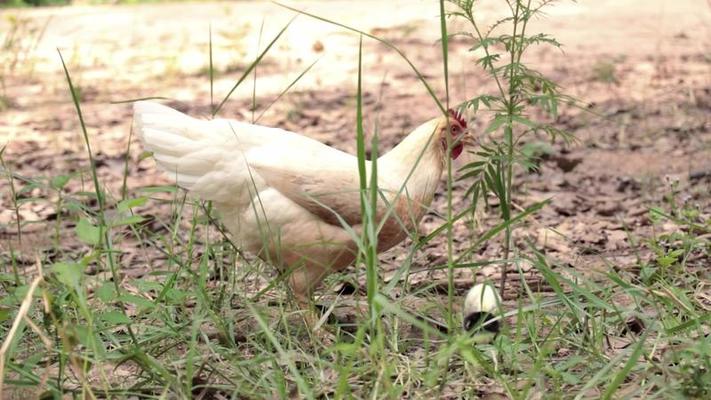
439;0;456;331
500;0;525;298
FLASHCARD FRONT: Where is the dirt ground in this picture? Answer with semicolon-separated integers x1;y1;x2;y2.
1;0;710;301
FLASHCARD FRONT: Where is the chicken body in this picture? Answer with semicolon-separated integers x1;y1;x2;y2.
133;101;467;306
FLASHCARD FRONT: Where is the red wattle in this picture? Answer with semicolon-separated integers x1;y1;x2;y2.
452;143;463;159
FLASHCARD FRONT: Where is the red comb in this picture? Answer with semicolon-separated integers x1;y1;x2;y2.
448;108;467;129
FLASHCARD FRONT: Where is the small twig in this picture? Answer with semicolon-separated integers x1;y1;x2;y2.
23;315;53;349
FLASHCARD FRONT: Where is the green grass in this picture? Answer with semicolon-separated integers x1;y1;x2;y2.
591;60;619;84
1;1;710;399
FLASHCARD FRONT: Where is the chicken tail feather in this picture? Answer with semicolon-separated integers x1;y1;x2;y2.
132;101;236;196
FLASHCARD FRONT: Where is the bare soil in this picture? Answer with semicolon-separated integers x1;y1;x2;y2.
1;0;710;314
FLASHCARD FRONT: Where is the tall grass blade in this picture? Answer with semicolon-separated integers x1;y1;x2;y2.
438;0;456;332
251;19;265;123
601;332;648;400
255;58;319;123
58;48;142;351
212;18;294;117
110;96;171;104
58;49;104;211
209;24;215;113
275;2;446;114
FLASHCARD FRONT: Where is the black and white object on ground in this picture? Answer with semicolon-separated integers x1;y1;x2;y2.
463;283;501;333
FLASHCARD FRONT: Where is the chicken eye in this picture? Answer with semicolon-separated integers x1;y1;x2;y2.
450;125;460;135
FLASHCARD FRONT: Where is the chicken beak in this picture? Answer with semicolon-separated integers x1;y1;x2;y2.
454;129;477;148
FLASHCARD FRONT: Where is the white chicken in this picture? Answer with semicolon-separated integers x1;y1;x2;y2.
132;101;470;313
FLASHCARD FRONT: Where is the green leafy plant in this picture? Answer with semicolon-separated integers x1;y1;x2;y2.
642;179;709;284
447;0;576;293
